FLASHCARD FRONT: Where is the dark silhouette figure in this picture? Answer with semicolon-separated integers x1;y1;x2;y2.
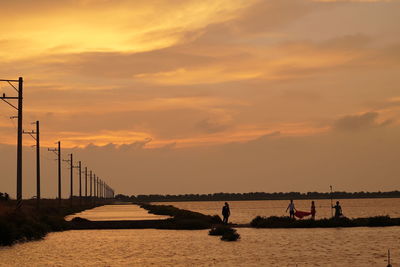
0;192;9;201
311;201;316;220
332;201;343;218
222;202;230;224
286;199;296;219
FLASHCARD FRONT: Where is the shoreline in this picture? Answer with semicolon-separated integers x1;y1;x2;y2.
68;203;400;230
3;202;400;247
0;199;113;246
147;196;400;202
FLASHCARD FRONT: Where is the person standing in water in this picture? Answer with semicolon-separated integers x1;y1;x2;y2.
332;201;343;218
222;202;230;224
286;199;296;219
311;201;316;220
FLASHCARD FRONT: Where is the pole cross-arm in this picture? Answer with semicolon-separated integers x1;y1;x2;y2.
0;98;18;110
7;81;19;92
22;130;37;141
0;79;19;82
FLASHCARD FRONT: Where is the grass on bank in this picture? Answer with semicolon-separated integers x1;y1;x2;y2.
139;203;222;230
0;199;108;246
140;203;240;241
250;215;400;228
209;225;240;241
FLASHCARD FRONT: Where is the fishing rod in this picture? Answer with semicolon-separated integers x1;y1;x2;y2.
387;249;392;267
330;185;333;218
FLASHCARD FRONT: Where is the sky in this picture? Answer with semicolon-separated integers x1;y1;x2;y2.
0;0;399;198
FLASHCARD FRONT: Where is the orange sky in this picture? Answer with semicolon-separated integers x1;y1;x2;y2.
0;0;400;197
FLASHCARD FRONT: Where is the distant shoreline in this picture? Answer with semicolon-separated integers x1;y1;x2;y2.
116;191;400;203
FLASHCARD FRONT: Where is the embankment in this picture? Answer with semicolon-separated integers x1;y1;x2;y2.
0;199;110;246
250;215;400;228
69;203;223;230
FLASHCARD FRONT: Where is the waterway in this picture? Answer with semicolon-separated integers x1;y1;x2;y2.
0;199;399;266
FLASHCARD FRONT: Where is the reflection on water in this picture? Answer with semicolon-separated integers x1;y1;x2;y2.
1;200;399;266
0;227;398;266
65;204;170;221
156;198;400;224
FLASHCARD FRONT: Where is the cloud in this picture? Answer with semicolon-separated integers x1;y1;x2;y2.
0;0;250;60
2;123;400;198
2;0;400;205
227;0;315;34
333;112;393;131
314;0;395;2
196;111;234;133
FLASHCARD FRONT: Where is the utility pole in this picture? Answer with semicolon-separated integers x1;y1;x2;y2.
93;174;96;200
0;77;23;209
85;167;88;198
90;171;93;197
96;176;99;200
35;121;40;207
23;121;40;208
70;154;73;203
63;154;74;205
97;178;100;199
58;142;61;204
96;176;99;199
48;141;61;205
101;180;103;199
78;161;82;205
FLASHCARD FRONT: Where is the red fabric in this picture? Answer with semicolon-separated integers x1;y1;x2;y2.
295;210;312;219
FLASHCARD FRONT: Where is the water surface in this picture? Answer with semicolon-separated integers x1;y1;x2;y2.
156;198;400;224
0;227;398;266
65;204;170;221
1;200;399;266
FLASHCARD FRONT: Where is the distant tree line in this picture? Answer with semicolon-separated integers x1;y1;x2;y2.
115;191;400;202
0;192;10;201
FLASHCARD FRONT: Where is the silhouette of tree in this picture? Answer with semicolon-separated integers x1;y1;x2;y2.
115;190;400;202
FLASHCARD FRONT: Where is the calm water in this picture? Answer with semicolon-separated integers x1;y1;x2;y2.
0;227;398;266
0;200;399;266
65;204;170;221
156;198;400;224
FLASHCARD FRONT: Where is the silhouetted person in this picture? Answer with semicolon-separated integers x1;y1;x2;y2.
311;201;316;220
286;199;296;219
332;201;343;218
222;202;230;224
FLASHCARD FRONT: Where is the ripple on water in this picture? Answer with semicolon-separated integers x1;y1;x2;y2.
0;227;399;266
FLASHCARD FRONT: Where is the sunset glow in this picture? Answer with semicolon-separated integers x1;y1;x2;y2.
1;0;399;196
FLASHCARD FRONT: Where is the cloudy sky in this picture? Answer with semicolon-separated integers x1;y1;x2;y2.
0;0;399;198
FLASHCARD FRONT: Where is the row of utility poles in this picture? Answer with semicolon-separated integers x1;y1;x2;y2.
1;77;115;209
49;141;115;207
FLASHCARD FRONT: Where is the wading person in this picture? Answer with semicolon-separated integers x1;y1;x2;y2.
286;199;296;219
222;202;230;224
311;201;316;220
332;201;343;218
